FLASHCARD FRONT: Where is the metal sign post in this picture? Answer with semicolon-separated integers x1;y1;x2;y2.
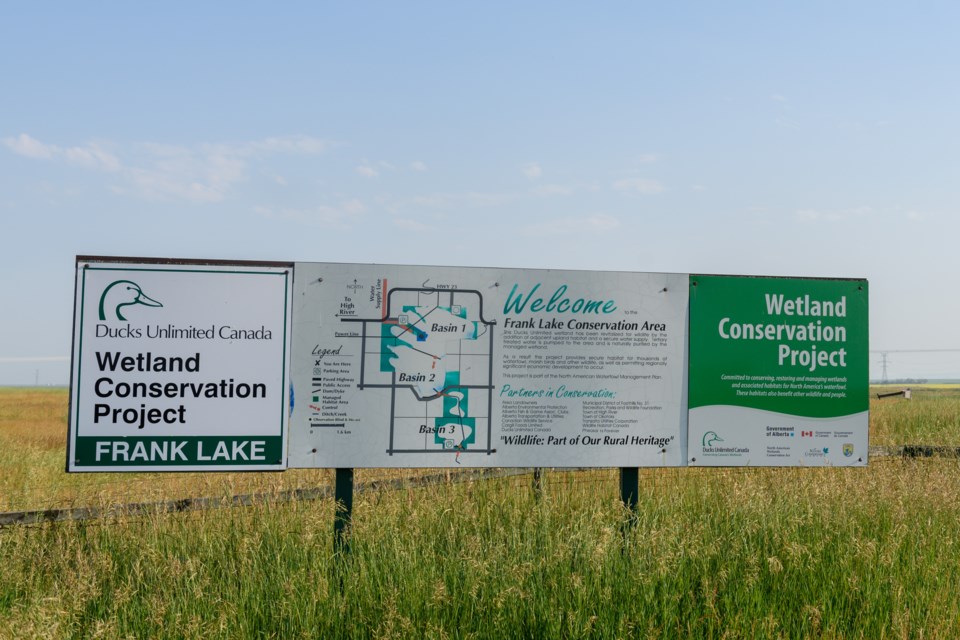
619;467;639;515
334;468;354;555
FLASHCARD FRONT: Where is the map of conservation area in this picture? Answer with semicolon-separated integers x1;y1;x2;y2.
288;263;689;469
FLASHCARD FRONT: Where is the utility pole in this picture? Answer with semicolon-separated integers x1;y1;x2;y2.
871;348;960;382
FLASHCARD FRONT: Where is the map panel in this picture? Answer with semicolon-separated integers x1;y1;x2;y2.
288;263;689;468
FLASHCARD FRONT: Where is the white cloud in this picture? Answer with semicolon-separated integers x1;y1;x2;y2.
795;206;872;223
796;209;824;222
412;194;449;207
522;162;542;179
64;145;120;171
613;177;664;194
342;199;365;215
531;184;575;197
463;191;517;206
394;218;434;232
4;133;331;203
771;93;788;103
148;167;233;201
254;201;363;228
407;191;517;209
249;135;329;155
116;145;247;203
4;133;56;159
637;153;659;164
354;158;396;177
410;161;428;172
522;214;620;236
4;133;120;171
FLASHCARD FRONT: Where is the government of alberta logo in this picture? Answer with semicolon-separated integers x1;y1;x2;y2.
98;280;163;321
702;431;724;447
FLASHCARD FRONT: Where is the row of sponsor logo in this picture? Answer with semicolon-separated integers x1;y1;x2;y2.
769;444;854;458
702;429;856;458
765;425;856;439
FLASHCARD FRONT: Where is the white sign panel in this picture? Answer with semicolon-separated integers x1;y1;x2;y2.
68;259;292;471
288;263;688;468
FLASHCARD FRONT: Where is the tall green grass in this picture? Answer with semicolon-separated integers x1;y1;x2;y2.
3;462;960;638
3;388;960;637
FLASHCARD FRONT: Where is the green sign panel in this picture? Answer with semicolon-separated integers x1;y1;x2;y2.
688;275;868;466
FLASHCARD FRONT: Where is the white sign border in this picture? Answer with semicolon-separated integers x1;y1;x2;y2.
67;257;294;473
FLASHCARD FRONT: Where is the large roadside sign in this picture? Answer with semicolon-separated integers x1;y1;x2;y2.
287;263;689;468
687;275;869;466
68;258;293;472
67;258;870;472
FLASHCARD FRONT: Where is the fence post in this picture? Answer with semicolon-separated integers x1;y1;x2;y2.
334;468;354;555
619;467;639;517
533;467;543;501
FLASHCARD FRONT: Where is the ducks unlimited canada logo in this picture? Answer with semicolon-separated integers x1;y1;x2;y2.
702;431;724;447
701;430;750;457
98;280;163;321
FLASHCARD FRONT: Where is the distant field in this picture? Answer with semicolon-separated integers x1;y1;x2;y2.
0;387;337;513
2;387;960;637
1;386;954;509
872;383;960;391
869;384;960;446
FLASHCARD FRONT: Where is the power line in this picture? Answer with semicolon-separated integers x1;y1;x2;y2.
869;349;960;383
870;349;960;354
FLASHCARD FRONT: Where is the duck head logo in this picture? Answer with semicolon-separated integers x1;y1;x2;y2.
702;431;724;447
98;280;163;321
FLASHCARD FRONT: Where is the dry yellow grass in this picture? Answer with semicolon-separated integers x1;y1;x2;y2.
0;388;333;511
0;388;66;450
2;385;959;513
0;388;473;513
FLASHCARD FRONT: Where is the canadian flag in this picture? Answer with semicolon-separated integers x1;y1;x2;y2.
801;430;813;437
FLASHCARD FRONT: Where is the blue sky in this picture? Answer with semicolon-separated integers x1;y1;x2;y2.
2;2;959;384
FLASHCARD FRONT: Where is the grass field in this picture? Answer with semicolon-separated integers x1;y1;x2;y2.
869;385;960;447
2;387;960;638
